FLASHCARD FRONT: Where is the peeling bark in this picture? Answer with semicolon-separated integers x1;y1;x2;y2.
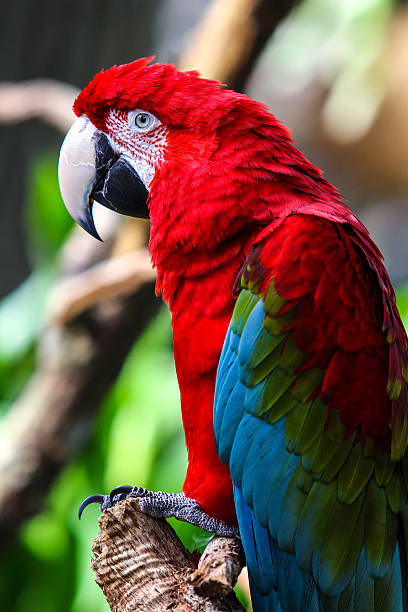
91;499;245;611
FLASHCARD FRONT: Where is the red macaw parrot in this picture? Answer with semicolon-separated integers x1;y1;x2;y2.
58;58;408;611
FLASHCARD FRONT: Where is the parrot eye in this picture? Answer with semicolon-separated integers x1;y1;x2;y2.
128;110;158;132
135;113;151;128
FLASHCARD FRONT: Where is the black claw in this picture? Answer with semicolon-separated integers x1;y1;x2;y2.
78;494;105;519
78;485;136;520
109;485;134;504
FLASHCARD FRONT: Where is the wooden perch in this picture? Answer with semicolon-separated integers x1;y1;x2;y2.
187;533;245;599
91;498;245;611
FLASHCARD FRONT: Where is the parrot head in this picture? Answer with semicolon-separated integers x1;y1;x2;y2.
58;56;343;269
58;56;274;240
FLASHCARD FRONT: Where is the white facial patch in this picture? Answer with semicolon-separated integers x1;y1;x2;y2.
105;109;168;189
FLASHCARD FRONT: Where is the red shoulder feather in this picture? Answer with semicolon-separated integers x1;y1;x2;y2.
257;214;408;458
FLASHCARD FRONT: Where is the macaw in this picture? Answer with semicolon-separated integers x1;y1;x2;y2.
58;57;408;611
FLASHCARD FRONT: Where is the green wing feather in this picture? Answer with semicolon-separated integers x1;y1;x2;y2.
230;272;407;605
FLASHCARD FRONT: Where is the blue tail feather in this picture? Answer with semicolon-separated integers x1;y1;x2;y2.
234;485;324;612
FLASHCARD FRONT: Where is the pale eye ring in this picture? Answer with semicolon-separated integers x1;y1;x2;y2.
135;112;152;129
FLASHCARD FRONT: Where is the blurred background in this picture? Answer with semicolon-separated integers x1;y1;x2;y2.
1;0;408;610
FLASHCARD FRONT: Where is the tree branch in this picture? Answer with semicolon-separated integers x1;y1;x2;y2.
187;532;245;599
91;499;245;611
0;79;77;131
48;248;156;325
179;0;298;92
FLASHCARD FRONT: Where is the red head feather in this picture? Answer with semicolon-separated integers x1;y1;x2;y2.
74;56;259;133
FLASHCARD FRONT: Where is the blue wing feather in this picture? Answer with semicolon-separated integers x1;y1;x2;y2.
214;286;406;611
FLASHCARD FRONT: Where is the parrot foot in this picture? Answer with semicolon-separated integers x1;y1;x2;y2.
78;485;239;537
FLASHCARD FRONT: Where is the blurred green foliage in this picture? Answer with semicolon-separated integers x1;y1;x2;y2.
25;154;73;265
396;284;408;330
0;155;70;415
0;306;185;611
266;0;393;142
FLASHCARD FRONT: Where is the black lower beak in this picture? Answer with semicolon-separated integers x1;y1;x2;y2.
59;117;150;241
88;133;149;234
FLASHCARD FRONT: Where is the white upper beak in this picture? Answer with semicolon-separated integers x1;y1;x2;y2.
58;116;101;238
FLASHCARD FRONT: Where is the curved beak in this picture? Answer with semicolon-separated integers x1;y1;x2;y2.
58;116;149;240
